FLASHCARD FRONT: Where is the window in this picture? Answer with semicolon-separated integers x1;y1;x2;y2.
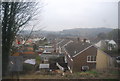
87;56;90;61
87;56;96;62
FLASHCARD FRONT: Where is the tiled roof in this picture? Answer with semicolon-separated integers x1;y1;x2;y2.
65;42;92;57
22;51;35;54
27;47;33;51
12;52;19;56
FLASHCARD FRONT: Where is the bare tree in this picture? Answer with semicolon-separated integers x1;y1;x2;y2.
1;1;42;77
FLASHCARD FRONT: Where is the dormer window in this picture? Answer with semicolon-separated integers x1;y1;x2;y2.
87;56;96;63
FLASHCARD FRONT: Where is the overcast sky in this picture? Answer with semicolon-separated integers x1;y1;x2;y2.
29;0;119;31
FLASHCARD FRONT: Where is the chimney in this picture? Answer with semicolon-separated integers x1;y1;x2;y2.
83;38;87;43
77;37;81;42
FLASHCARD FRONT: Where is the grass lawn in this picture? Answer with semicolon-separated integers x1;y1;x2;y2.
3;70;120;79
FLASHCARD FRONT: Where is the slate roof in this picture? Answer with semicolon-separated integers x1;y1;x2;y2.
57;63;68;70
24;59;36;65
104;50;119;57
108;40;117;45
49;63;59;70
64;42;92;57
57;39;72;47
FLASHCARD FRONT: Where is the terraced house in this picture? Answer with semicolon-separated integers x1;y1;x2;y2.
56;39;73;54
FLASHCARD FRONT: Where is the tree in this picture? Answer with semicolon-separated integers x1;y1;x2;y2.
107;29;120;51
1;2;42;77
107;29;119;43
97;32;107;40
33;43;38;51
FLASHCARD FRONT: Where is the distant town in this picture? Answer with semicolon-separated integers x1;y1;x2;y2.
8;28;120;79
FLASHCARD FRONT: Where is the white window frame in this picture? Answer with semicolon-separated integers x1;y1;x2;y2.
87;56;96;63
65;56;67;63
68;54;73;61
68;54;70;58
68;65;72;73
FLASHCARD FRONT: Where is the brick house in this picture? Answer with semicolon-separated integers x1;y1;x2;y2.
64;41;97;73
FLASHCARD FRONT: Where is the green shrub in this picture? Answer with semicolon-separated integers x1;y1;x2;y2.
86;70;98;75
109;70;119;75
23;63;35;73
78;70;99;78
36;56;41;64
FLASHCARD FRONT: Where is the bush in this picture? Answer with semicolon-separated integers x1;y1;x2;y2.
109;70;119;75
86;70;98;75
36;56;41;64
78;70;99;78
22;63;35;74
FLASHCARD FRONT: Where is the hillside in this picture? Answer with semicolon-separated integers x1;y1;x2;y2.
60;28;113;38
19;28;114;39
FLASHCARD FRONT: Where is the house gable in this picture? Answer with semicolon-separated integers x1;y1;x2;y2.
96;48;113;71
72;46;97;72
64;41;98;72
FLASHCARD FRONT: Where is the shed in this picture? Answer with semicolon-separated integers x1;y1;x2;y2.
39;64;49;69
